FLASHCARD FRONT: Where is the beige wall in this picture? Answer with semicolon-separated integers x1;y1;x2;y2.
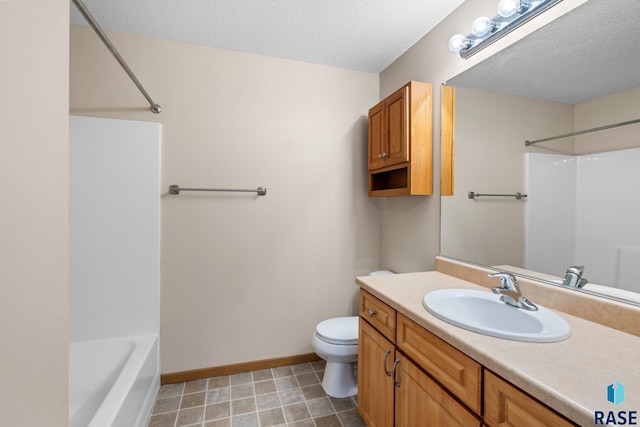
69;26;380;373
0;0;69;425
378;0;588;273
575;86;640;154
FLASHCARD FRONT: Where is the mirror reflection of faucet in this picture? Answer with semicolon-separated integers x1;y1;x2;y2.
489;272;538;311
562;266;588;288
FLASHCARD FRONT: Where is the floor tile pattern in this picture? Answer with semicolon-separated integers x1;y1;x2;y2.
147;361;367;427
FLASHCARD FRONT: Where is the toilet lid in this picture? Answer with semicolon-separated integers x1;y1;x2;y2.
315;316;358;345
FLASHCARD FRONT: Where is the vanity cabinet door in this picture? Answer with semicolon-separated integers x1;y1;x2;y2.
395;353;481;427
484;370;577;427
396;313;482;414
358;318;396;427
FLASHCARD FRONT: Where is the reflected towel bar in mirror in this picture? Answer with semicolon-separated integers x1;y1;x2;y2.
169;185;267;196
468;192;527;200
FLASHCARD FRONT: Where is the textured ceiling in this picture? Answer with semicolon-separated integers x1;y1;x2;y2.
448;0;640;104
70;0;466;73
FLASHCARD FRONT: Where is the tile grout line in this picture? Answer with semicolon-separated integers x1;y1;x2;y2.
175;382;184;427
268;367;288;427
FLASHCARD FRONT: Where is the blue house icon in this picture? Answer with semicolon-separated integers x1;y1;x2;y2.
608;382;625;406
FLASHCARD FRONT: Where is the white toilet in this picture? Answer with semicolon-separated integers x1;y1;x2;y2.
312;270;394;398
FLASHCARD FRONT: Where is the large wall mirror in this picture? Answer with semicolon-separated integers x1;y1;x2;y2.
440;0;640;305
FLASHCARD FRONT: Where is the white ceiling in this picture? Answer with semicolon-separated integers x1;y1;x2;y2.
70;0;466;74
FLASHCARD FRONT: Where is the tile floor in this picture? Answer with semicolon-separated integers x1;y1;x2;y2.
147;360;367;427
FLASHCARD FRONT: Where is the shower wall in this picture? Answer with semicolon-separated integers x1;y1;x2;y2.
69;116;161;341
526;148;640;291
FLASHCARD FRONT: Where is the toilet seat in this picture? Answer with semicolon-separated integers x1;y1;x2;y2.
315;317;358;345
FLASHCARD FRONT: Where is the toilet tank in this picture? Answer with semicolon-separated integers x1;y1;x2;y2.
369;270;394;276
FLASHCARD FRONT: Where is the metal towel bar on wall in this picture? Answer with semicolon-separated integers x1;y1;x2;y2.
468;192;527;200
169;185;267;196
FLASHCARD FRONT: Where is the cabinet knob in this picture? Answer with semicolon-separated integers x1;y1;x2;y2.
368;309;377;316
381;152;388;158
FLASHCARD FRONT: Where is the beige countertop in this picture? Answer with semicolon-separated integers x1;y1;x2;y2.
356;271;640;426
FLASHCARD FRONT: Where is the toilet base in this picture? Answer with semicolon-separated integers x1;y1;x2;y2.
321;361;357;398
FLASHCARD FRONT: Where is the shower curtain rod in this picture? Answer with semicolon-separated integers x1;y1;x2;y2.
71;0;162;114
524;117;640;146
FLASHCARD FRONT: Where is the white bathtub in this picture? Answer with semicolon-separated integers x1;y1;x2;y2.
70;335;160;427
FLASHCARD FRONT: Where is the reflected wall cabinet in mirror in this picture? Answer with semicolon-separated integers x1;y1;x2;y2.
439;0;640;306
368;81;433;197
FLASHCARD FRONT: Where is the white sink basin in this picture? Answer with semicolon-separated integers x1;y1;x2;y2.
423;289;571;342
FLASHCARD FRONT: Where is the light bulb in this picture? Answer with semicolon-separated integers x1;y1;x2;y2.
497;0;529;18
448;34;470;53
471;16;495;37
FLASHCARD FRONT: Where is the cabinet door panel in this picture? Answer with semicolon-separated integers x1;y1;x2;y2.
397;314;482;413
358;318;395;427
385;86;409;167
368;103;386;170
395;354;481;427
484;370;576;427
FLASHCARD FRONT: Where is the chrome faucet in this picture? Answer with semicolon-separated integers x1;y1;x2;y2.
562;266;588;288
489;272;538;311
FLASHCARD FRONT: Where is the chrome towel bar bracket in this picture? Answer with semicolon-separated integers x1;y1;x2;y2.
169;185;267;196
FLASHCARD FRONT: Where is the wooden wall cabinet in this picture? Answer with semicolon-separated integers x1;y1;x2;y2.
357;289;579;427
368;81;433;197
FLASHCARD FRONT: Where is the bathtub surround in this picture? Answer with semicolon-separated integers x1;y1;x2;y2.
69;116;161;425
526;148;640;291
70;116;161;341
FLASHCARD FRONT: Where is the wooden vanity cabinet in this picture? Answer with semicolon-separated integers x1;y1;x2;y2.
358;289;579;427
368;81;433;197
358;290;480;426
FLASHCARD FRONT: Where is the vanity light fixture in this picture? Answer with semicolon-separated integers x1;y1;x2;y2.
471;16;497;37
449;0;563;58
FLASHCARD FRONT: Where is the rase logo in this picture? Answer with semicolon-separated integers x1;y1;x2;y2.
609;382;626;406
595;382;637;425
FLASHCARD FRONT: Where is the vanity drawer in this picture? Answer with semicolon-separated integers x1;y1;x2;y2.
396;313;482;414
359;290;396;342
484;370;577;427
